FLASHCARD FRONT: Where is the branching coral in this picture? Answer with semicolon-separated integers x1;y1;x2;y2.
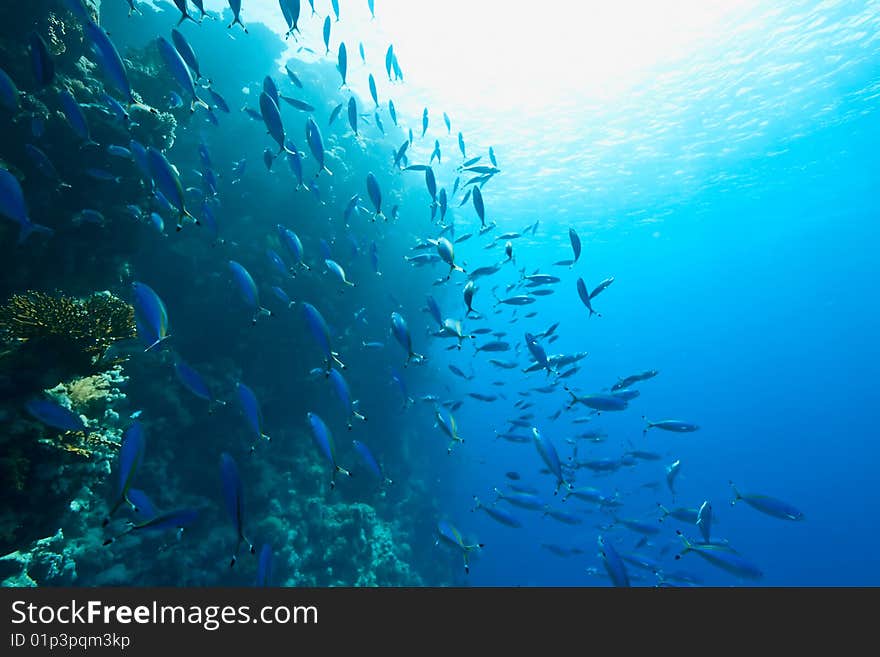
0;291;136;367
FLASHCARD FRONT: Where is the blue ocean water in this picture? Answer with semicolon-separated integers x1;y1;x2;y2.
0;1;877;587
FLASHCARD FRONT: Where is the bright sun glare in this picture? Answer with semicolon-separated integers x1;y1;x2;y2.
177;1;757;115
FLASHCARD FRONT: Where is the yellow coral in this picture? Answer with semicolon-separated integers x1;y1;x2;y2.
0;291;136;365
64;375;111;408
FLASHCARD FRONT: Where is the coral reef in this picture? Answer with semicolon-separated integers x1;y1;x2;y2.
0;367;126;557
0;291;135;401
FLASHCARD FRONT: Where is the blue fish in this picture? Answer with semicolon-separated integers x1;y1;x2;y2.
343;194;360;226
0;67;19;111
103;508;198;546
157;37;208;113
166;91;184;110
368;0;375;19
458;132;466;158
266;248;289;278
328;102;344;126
28;32;54;87
368;74;379;107
129;140;151;181
369;241;380;275
24;144;70;187
271;286;295;309
236;382;271;448
331;0;340;20
425;295;442;327
675;531;763;580
472;497;522;528
127;489;158;521
374;111;385;135
285;65;303;88
576;278;601;318
148;212;164;233
359;41;365;62
280;95;314;112
347;96;358;135
472;186;485;227
103;421;146;525
323;15;331;54
172;0;198;26
352;440;390;485
285;147;308;191
365;172;383;220
569;227;582;265
532;428;568;494
227;0;247;32
390;366;413;408
305;117;332;176
259;92;293;157
175;359;224;411
277;225;309;272
391;312;424;366
388;99;397;126
85;22;146;110
132;281;170;352
280;0;301;38
421;107;428;137
337;42;348;87
598;536;631;587
171;29;206;84
106;144;131;159
329;368;366;428
262;75;280;106
25;398;86;433
385;44;394;80
307;412;351;489
200;201;220;242
192;0;208;19
425;167;438;205
58;90;95;145
220;452;255;567
437;520;483;574
256;544;273;587
147;147;197;230
0;167;52;244
302;302;344;372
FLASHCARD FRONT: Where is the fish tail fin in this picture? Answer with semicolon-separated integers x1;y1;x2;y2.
128;99;158;115
642;416;653;436
102;522;134;546
674;530;692;556
261;433;271;442
336;465;352;478
191;95;210;113
177;12;197;27
657;503;669;521
728;481;741;505
144;334;171;353
227;17;248;33
18;222;53;244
